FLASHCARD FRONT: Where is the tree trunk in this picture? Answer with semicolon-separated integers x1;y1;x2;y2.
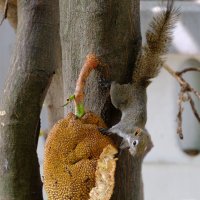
0;0;60;199
60;1;144;199
45;41;64;129
0;0;64;134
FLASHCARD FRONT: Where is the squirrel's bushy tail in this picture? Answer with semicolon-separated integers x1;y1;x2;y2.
133;0;179;84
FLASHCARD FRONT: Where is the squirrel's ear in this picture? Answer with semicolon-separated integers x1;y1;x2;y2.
120;139;129;149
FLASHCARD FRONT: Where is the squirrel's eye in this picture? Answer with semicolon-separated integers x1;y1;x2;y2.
132;140;139;146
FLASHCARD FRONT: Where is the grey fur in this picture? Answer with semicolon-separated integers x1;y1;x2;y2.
106;0;179;156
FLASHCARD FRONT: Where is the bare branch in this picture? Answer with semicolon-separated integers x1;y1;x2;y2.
177;91;184;139
187;93;200;123
177;67;200;75
191;86;200;100
163;63;200;139
163;63;177;77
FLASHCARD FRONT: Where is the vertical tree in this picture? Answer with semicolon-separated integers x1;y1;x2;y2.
0;0;60;199
0;0;148;199
60;1;144;199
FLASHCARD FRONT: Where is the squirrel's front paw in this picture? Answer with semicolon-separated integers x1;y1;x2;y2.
98;128;111;135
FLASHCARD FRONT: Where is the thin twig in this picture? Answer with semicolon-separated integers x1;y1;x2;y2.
163;63;200;139
0;0;9;25
177;67;200;75
191;87;200;100
163;63;176;77
176;72;200;99
177;91;184;139
163;64;185;85
187;93;200;123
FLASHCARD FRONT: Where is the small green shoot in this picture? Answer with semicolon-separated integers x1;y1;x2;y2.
62;95;75;107
75;103;85;118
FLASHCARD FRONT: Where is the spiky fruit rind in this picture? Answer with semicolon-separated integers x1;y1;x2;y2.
44;112;117;200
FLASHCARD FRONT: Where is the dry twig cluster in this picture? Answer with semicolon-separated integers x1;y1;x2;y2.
163;64;200;139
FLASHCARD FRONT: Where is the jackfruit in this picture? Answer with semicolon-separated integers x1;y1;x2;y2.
43;112;117;200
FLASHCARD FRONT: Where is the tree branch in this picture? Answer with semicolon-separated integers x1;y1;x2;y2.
188;93;200;123
177;67;200;75
163;63;200;139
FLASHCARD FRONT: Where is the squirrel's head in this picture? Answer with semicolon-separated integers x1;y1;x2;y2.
120;127;153;157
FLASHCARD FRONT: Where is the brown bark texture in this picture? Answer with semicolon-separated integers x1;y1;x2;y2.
0;0;60;199
60;1;144;199
0;0;64;132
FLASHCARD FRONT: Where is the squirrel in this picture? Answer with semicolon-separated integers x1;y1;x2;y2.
100;0;179;156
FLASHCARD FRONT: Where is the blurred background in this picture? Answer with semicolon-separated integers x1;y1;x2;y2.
0;1;200;200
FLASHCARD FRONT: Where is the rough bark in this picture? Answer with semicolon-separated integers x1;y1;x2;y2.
60;1;144;199
0;0;60;199
0;0;64;131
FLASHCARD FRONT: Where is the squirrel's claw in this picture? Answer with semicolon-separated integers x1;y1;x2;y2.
98;128;112;135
